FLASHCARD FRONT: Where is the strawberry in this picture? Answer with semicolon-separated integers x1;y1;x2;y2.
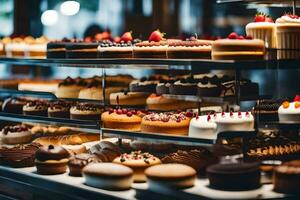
148;30;165;42
227;32;238;39
238;35;244;40
101;31;111;40
254;13;266;22
121;31;133;43
245;35;253;40
265;17;274;23
114;36;121;43
294;95;300;102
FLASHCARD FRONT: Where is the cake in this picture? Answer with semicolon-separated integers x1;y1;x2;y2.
278;97;300;122
188;114;217;139
110;90;148;106
245;13;276;49
56;77;87;98
66;42;99;58
273;160;300;194
167;38;212;59
129;76;162;93
253;99;285;122
161;149;218;174
23;100;48;116
82;163;133;190
276;14;300;59
70;103;103;120
68;153;101;177
2;97;30;114
197;81;222;97
146;94;197;111
25;36;48;58
98;39;134;58
48;100;73;118
145;164;196;189
221;79;259;97
169;77;198;95
207;162;261;191
214;111;254;133
35;145;70;175
133;30;168;58
5;38;27;57
89;141;122;162
156;79;177;95
113;151;161;182
0;125;32;145
101;108;144;131
18;80;59;93
141;112;193;135
0;143;41;168
46;39;73;58
212;32;265;60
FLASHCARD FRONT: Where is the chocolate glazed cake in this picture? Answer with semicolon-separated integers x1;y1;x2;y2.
66;42;99;58
129;76;160;93
46;38;73;58
169;77;198;95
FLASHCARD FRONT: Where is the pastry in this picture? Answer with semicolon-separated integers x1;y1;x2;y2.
161;149;218;174
105;74;134;87
188;114;217;139
197;81;222;97
5;38;26;57
68;153;101;176
167;38;212;59
56;77;87;98
129;76;162;93
273;160;300;194
133;30;167;58
48;100;73;118
89;141;122;162
66;41;99;58
35;145;70;175
83;163;133;190
0;125;32;144
23;100;48;116
2;97;31;114
278;97;300;122
146;94;197;111
221;79;259;97
25;36;48;58
46;38;73;58
253;99;285;122
246;13;276;49
145;164;196;189
212;32;265;60
169;77;198;95
30;125;72;137
207;162;261;191
98;40;133;58
110;90;148;106
141;112;193;135
70;103;103;120
214;111;254;133
63;144;87;155
113;151;161;182
18;80;59;93
101;108;144;131
0;143;41;167
276;14;300;59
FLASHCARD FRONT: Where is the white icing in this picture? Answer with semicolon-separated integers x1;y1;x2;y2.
246;22;275;29
197;82;218;88
188;115;217;139
98;46;133;52
167;45;211;51
5;43;27;52
174;80;197;86
27;44;47;52
133;45;167;51
278;102;300;114
130;80;159;86
276;16;300;24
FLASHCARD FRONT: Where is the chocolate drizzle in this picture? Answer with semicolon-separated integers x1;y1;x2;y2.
2;125;29;135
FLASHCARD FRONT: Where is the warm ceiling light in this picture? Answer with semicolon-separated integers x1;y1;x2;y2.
60;1;80;16
41;10;58;26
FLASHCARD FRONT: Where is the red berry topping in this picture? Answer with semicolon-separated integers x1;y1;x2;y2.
148;30;165;42
108;108;114;114
285;14;300;19
126;112;133;117
230;111;233;117
245;35;253;40
238;35;244;40
207;114;211;122
121;31;133;43
227;32;238;39
116;109;123;115
122;109;127;114
254;13;266;22
132;110;137;115
186;111;193;118
221;111;225;117
196;114;199;120
238;111;242;118
114;37;121;43
213;113;217;118
294;95;300;102
265;17;274;22
176;118;181;123
246;111;249;116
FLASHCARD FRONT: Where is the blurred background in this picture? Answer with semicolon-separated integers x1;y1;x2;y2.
0;0;299;98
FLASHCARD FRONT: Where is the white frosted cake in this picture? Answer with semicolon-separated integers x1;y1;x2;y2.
188;114;217;139
278;100;300;122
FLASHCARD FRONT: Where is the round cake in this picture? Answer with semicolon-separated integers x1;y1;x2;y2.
70;103;103;120
23;100;48;116
188;114;217;139
2;97;31;114
83;163;133;190
113;151;161;182
101;109;144;131
1;125;32;145
48;100;72;119
56;77;87;98
145;164;196;190
212;33;265;60
110;91;149;106
278;100;300;122
207;162;261;191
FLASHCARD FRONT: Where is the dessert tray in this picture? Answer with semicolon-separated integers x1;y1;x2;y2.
0;165;289;200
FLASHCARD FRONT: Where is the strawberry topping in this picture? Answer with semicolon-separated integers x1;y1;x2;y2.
148;30;165;42
294;95;300;102
121;31;133;43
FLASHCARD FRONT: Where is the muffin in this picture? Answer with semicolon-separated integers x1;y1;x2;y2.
35;145;70;175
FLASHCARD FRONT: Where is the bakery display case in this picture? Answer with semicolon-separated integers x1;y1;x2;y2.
0;0;299;199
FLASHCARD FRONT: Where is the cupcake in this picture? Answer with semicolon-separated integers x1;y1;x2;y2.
276;14;300;59
246;13;276;49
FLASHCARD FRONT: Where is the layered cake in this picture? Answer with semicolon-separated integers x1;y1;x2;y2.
35;145;70;175
156;79;177;95
48;100;73;118
278;97;300;122
68;153;101;177
212;32;265;60
110;90;148;106
23;100;48;116
0;143;41;167
161;149;218;174
246;13;276;49
66;42;99;58
133;30;168;58
253;99;284;122
46;38;74;58
70;103;103;120
25;36;48;58
56;77;87;98
273;160;300;194
276;14;300;59
188;114;217;139
129;76;163;93
207;162;261;191
169;77;198;95
5;37;27;57
146;94;197;111
101;108;144;131
2;97;30;114
197;81;222;97
113;151;161;182
145;164;196;189
221;79;259;97
141;112;193;135
0;125;32;145
167;38;212;59
83;163;133;190
214;111;254;133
